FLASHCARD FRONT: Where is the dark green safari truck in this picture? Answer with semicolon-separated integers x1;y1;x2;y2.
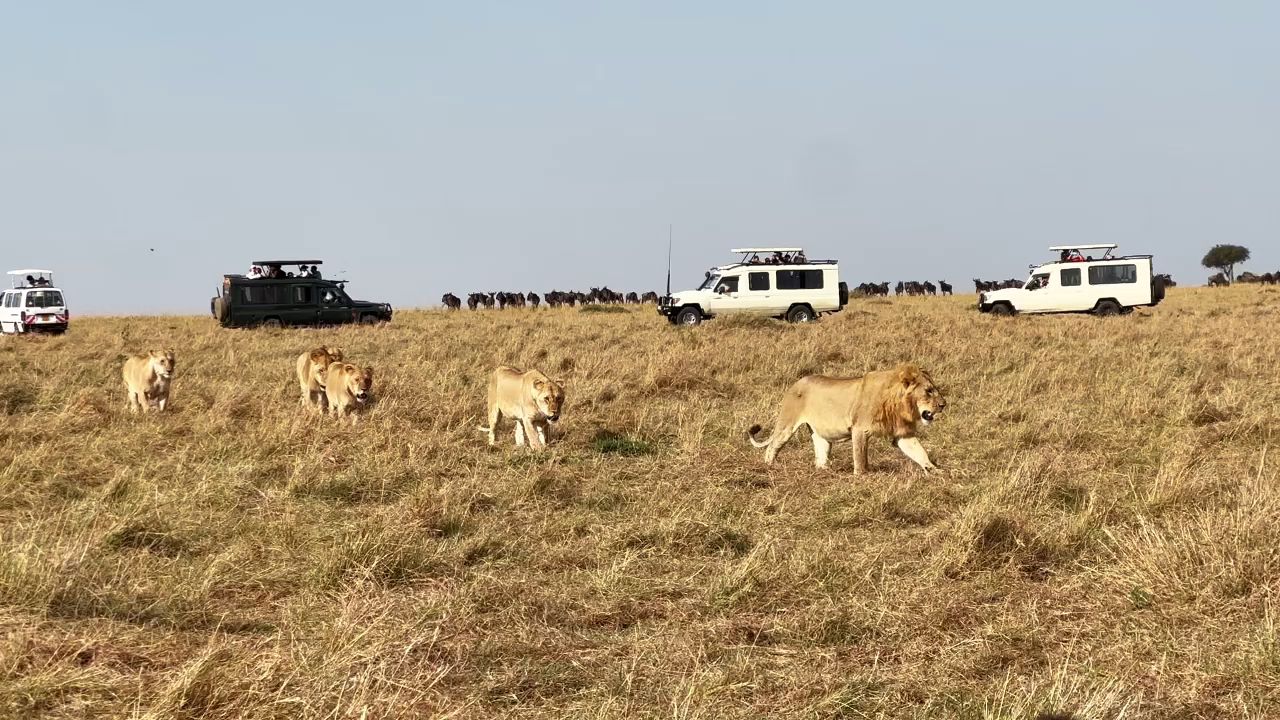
210;260;393;328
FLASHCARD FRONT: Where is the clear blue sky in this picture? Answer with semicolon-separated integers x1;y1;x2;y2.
2;2;1276;314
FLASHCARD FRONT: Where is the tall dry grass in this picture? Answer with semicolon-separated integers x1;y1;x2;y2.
1;287;1278;719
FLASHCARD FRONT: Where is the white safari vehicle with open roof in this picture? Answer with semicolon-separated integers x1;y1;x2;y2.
1;270;69;335
658;248;849;326
977;244;1166;317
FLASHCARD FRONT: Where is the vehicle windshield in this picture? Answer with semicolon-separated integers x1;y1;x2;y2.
698;273;720;291
1025;274;1049;291
25;290;64;308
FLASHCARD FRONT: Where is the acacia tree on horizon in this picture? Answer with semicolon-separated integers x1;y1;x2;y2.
1201;244;1250;283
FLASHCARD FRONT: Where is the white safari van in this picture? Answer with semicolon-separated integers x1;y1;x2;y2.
658;248;849;325
1;270;70;335
978;245;1165;317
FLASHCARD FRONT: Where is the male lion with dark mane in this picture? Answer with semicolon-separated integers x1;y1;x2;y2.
747;363;945;473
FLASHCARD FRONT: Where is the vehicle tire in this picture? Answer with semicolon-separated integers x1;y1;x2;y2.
676;307;702;326
786;305;816;323
261;317;283;329
990;303;1015;317
1095;300;1121;317
361;314;379;325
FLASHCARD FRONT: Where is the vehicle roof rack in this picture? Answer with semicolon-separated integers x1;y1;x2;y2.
1048;244;1117;251
251;260;323;265
730;247;803;254
8;269;55;288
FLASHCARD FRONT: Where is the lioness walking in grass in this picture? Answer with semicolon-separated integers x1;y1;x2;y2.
478;366;565;450
122;349;176;413
296;346;343;411
324;362;374;425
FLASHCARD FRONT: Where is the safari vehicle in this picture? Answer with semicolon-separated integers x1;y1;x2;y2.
210;260;393;328
1;269;69;335
658;248;849;326
977;244;1165;317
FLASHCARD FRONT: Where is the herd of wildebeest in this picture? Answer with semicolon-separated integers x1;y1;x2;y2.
1208;271;1280;287
440;288;662;310
434;270;1280;309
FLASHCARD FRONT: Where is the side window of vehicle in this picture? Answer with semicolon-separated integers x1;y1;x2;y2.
321;289;339;305
1088;264;1137;285
293;285;313;304
239;286;286;304
1061;268;1081;286
748;272;770;291
777;270;824;290
715;276;739;293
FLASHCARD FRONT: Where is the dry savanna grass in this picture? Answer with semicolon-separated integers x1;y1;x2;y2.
2;287;1279;719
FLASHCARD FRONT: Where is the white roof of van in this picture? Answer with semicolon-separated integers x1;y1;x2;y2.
1048;244;1117;251
731;248;803;253
7;269;53;276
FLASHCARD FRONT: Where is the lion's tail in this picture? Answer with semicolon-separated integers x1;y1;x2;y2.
747;424;773;448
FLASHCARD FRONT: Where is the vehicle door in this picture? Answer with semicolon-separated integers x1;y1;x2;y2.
0;291;15;331
704;274;748;315
283;284;318;325
1018;273;1053;312
742;270;773;313
1056;266;1092;311
318;286;353;324
24;289;67;327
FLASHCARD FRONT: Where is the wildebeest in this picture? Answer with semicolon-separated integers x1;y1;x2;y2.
1207;273;1229;287
938;280;952;296
641;291;660;303
625;292;640;304
852;282;889;297
528;292;541;308
442;292;461;310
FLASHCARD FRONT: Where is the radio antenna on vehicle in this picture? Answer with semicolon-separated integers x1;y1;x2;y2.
665;224;673;298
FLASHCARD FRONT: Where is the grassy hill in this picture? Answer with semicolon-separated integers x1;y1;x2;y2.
2;288;1278;719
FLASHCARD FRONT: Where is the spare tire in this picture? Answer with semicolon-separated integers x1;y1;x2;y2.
211;296;228;322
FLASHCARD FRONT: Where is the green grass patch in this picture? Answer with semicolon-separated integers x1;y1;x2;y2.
591;431;657;456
